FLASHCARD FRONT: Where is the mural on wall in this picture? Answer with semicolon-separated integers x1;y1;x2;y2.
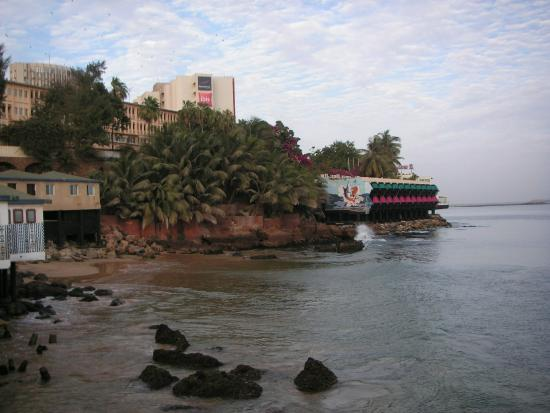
324;178;372;213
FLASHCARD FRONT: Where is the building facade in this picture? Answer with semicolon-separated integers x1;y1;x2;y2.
9;62;72;88
0;170;101;245
0;81;47;126
135;73;235;115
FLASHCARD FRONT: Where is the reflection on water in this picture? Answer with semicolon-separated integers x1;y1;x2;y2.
2;205;550;412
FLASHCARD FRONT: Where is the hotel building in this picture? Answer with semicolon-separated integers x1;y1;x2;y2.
9;62;72;88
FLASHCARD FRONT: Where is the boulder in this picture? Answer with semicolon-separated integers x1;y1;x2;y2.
39;367;51;382
155;324;190;349
172;370;262;399
294;358;337;392
110;297;125;307
336;240;364;253
21;282;67;299
6;301;28;317
94;289;113;297
83;286;95;292
153;350;222;369
50;281;69;289
80;294;98;302
139;365;179;390
33;273;48;282
68;287;85;297
229;365;262;381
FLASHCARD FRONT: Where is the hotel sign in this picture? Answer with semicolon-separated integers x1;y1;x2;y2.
198;92;213;107
197;76;212;91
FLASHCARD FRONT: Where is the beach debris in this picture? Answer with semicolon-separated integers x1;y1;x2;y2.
110;297;125;306
8;359;15;371
172;370;262;399
155;324;189;349
249;254;277;260
294;358;337;392
94;289;113;297
153;350;222;369
0;365;8;375
80;294;98;302
28;333;38;346
17;360;28;372
39;367;51;382
229;365;263;381
139;365;179;390
48;334;57;344
36;345;48;355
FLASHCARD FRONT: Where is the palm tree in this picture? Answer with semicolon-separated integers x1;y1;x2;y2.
358;130;401;178
110;77;128;100
109;77;130;149
139;96;160;135
0;44;10;107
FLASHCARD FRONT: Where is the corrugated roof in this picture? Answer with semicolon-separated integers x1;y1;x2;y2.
0;170;99;183
0;185;51;204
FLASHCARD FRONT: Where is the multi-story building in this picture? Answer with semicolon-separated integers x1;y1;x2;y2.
9;62;72;88
0;170;101;245
0;81;46;126
134;73;235;115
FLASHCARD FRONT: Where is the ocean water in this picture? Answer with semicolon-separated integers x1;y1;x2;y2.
1;205;550;412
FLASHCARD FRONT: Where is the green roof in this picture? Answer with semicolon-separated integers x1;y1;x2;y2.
0;170;99;183
0;185;51;205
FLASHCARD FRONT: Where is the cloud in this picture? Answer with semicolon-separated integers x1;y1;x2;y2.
2;0;550;203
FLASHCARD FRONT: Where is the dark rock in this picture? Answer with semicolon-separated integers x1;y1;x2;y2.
33;273;48;281
0;308;8;321
18;360;28;372
155;324;189;349
202;248;224;255
49;334;57;344
41;305;56;316
94;289;113;297
80;294;98;302
229;365;262;381
28;333;38;346
36;345;48;355
249;254;277;260
153;350;222;369
1;326;11;339
336;240;364;253
68;287;85;297
39;367;50;382
110;297;125;306
148;324;162;330
294;358;337;392
8;359;15;371
21;282;67;299
20;300;42;312
18;271;35;278
6;301;28;317
52;295;67;301
314;244;337;252
172;370;262;399
160;405;199;411
83;286;95;291
53;319;63;324
35;314;51;320
50;281;68;289
139;365;179;390
0;365;8;375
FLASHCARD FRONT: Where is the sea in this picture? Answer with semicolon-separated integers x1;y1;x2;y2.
1;204;549;412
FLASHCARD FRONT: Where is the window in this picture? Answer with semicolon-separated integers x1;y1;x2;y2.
45;184;55;195
7;183;16;189
26;209;36;223
86;184;95;196
13;209;23;224
70;184;79;196
26;183;36;195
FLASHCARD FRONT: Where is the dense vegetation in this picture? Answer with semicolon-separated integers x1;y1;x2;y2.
0;61;128;170
0;44;9;107
99;104;324;227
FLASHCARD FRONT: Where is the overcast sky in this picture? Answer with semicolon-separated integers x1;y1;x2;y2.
2;0;549;203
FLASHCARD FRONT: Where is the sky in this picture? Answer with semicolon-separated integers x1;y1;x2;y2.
1;0;550;203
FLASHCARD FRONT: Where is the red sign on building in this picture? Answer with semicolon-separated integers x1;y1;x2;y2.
198;91;213;107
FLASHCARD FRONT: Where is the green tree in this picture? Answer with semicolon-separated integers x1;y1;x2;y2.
0;44;10;107
109;77;130;149
310;140;361;172
138;96;160;135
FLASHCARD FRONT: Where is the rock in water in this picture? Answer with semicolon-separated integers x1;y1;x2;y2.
139;365;179;390
336;240;364;253
172;370;262;399
229;365;262;381
68;287;84;297
155;324;190;350
39;367;51;382
36;345;48;355
294;358;337;392
110;297;125;306
153;350;222;369
80;294;98;302
94;289;113;297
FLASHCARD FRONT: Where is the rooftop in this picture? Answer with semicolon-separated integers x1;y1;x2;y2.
0;185;51;205
0;170;99;183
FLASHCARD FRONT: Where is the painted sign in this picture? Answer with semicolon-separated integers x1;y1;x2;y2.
198;91;213;107
324;178;372;213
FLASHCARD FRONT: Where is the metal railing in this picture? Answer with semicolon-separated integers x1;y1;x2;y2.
4;223;45;255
